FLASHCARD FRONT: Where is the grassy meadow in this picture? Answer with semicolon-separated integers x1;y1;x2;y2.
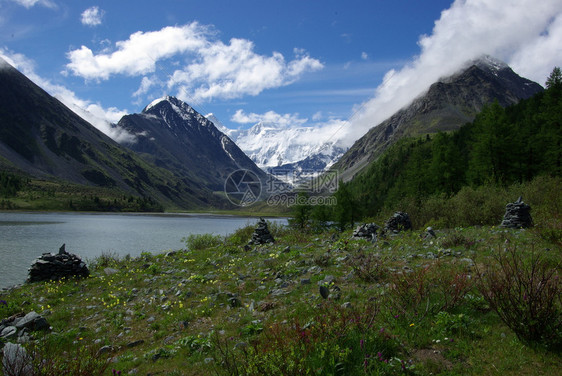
1;209;561;375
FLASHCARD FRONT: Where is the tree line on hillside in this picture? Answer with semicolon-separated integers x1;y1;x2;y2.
293;68;562;230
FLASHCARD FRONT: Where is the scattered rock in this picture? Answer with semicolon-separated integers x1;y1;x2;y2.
384;212;412;234
97;345;114;356
0;311;50;342
500;196;533;229
319;285;330;299
15;311;49;331
2;342;32;376
422;227;437;239
1;326;17;339
248;218;275;245
27;244;89;283
126;339;145;348
352;223;380;241
103;267;119;276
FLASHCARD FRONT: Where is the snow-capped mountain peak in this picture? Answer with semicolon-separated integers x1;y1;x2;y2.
142;96;210;131
206;116;347;175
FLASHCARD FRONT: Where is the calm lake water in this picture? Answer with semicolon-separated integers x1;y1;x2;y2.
0;212;286;288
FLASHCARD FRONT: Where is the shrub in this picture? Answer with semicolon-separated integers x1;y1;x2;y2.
385;262;473;320
183;233;223;250
23;338;110;376
346;251;387;283
211;302;405;376
477;246;562;351
225;224;254;246
91;251;121;269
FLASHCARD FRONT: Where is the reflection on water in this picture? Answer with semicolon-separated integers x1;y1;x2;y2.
0;221;63;226
0;212;286;288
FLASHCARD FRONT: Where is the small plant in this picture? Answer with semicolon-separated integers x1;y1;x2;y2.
91;251;121;269
0;299;22;317
477;246;562;351
346;251;387;283
434;311;474;337
25;338;110;375
386;262;473;319
183;233;223;250
240;321;263;336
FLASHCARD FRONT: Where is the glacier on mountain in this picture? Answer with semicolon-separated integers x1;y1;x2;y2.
206;114;348;176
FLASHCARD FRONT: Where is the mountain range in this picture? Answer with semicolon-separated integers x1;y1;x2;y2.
0;57;266;209
0;55;544;210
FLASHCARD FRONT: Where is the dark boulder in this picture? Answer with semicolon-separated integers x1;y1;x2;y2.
352;223;380;241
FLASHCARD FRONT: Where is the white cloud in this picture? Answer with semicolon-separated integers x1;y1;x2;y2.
65;22;323;101
9;0;56;9
344;0;562;146
0;49;135;143
66;24;209;80
230;109;349;148
361;52;368;60
231;109;307;128
170;38;323;101
81;6;104;27
133;76;158;97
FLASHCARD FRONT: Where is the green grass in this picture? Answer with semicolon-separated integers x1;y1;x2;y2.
0;221;560;375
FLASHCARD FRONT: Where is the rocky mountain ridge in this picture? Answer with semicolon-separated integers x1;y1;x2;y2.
118;96;271;197
333;56;544;180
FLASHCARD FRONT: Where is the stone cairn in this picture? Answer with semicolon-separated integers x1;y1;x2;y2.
352;223;380;242
27;244;89;283
500;196;533;229
248;218;275;245
384;211;412;234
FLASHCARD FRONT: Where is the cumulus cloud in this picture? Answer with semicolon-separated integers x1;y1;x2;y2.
65;22;323;101
66;24;209;80
81;6;104;27
0;49;135;143
345;0;562;146
8;0;56;8
231;109;308;128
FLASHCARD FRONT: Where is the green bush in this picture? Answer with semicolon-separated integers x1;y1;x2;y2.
477;246;562;351
225;224;254;246
183;233;223;250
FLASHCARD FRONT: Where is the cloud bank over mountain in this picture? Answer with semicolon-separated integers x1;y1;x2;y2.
342;0;562;145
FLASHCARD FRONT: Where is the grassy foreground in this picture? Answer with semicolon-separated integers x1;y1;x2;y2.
1;221;561;375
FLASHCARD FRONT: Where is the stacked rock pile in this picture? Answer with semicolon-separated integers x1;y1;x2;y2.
352;223;380;241
384;211;412;234
27;244;89;283
500;196;533;229
248;218;275;245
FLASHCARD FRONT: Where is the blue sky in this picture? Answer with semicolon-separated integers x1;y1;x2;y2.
1;0;562;145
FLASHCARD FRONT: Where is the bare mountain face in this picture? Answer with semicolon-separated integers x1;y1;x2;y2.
0;58;230;209
118;96;270;193
334;56;544;180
